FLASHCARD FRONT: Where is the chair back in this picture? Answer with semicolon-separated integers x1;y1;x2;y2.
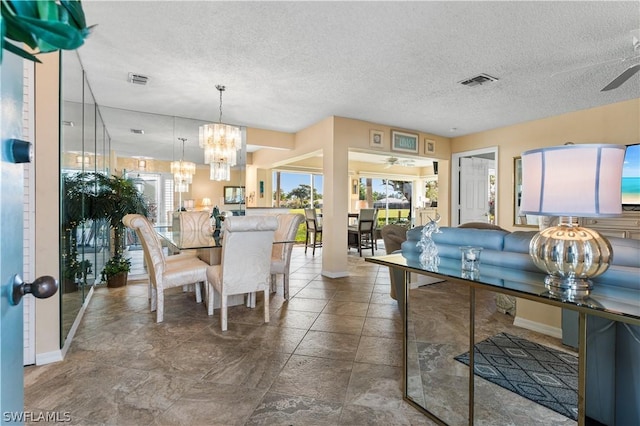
221;216;278;294
304;208;320;231
175;211;211;233
358;208;376;232
272;213;304;262
381;224;408;254
123;214;165;286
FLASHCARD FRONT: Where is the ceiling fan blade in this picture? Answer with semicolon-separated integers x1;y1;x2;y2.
601;63;640;91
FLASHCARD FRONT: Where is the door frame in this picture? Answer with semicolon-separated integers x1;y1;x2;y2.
451;147;498;227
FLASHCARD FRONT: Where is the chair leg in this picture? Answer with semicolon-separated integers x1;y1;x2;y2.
312;232;316;256
156;290;164;323
247;292;256;308
283;273;289;300
195;282;202;303
305;230;309;254
264;288;270;324
270;274;276;293
207;283;215;316
150;287;158;312
221;295;228;331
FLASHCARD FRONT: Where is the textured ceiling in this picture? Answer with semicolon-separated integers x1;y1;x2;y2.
69;1;640;164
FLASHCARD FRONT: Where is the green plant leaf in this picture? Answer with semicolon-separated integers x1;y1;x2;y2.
12;15;86;50
36;0;57;21
60;0;86;29
2;39;41;62
1;0;90;63
4;1;38;18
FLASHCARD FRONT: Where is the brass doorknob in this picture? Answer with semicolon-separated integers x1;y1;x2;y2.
8;274;58;306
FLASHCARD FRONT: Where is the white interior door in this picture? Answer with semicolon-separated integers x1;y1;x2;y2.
452;148;498;226
460;157;491;223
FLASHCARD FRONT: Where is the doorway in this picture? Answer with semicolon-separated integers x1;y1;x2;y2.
451;147;498;226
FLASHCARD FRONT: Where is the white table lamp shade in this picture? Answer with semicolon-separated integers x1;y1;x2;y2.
520;144;625;217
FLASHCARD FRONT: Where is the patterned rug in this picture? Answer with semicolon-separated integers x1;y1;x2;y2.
454;332;578;420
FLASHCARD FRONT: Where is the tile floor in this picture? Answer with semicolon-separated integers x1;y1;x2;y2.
24;244;437;425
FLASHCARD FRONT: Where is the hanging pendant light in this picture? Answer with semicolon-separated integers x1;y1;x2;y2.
199;85;241;181
170;137;196;193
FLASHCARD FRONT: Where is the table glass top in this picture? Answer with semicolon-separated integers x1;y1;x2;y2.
366;253;640;323
157;230;221;250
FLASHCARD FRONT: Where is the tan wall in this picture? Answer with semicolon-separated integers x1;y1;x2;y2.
451;98;640;332
452;99;640;232
34;52;61;355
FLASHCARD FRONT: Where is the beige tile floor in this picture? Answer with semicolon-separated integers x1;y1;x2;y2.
24;244;437;425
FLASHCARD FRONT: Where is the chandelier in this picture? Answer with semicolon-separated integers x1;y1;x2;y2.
170;137;196;193
199;85;241;181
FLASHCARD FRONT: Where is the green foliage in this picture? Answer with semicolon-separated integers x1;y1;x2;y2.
0;0;93;63
101;255;131;280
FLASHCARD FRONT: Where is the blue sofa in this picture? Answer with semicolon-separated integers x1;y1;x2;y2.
401;226;640;426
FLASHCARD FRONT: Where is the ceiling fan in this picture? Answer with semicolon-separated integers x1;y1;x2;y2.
601;29;640;91
383;157;416;168
552;29;640;92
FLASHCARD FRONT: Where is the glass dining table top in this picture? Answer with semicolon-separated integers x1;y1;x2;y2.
156;229;221;250
156;228;296;251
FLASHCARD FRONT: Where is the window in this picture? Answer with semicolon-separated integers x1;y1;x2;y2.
272;171;323;208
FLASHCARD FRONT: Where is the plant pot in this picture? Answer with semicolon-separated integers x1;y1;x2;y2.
107;272;128;288
63;278;78;293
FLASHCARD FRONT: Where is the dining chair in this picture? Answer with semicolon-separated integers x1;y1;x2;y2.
123;214;209;323
304;208;322;255
205;216;278;331
123;214;200;299
270;213;304;300
348;208;376;256
176;210;212;233
380;224;408;302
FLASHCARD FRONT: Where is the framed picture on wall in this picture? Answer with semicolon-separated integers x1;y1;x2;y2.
370;129;384;148
391;130;419;153
223;186;245;204
425;139;436;154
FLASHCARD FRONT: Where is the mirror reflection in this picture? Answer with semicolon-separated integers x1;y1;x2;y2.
513;157;540;227
406;279;470;424
60;51;247;344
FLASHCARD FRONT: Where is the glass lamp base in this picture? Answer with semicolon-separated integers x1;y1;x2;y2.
529;219;612;300
544;275;592;299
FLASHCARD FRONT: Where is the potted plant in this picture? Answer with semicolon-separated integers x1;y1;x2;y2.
1;0;92;64
92;173;148;287
100;255;131;288
62;172;148;288
61;173;90;292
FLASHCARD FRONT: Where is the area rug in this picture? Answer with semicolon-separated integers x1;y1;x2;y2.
454;332;578;420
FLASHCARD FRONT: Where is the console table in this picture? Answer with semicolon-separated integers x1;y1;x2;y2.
365;254;640;426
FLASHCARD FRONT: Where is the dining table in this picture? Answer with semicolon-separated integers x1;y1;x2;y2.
156;227;296;265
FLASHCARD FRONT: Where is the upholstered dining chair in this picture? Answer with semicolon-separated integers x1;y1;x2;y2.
380;224;408;302
176;210;212;233
304;208;322;255
123;214;209;323
205;216;278;331
348;208;377;256
270;213;304;300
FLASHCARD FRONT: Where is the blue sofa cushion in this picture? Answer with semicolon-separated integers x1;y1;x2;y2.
431;227;509;251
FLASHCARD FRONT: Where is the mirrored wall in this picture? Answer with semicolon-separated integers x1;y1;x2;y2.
60;51;246;343
60;51;111;340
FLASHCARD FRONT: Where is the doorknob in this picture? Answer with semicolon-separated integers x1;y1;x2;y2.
8;274;58;306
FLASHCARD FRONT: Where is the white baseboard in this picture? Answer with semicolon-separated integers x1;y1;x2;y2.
37;285;95;365
321;270;349;278
513;316;563;339
35;350;63;365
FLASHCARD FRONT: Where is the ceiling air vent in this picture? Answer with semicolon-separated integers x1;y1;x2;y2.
127;72;149;85
458;73;498;87
130;128;145;135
